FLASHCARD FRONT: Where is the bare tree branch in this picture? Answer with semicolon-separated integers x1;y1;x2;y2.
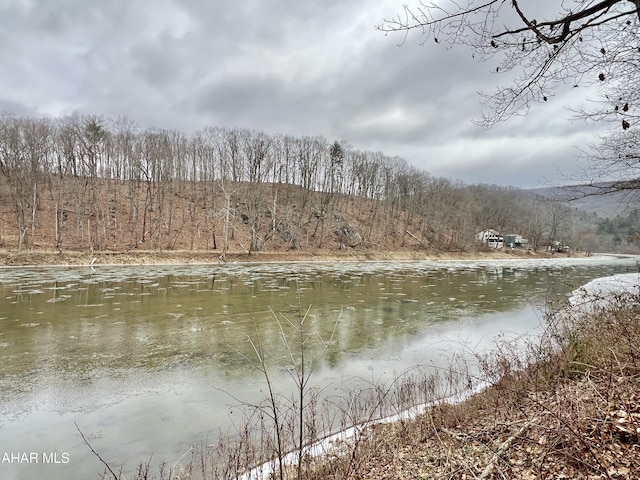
75;421;121;480
378;0;640;194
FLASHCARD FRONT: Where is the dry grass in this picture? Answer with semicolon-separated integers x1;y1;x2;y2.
0;246;563;267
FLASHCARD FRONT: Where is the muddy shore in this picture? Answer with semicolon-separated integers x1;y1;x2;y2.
0;247;566;267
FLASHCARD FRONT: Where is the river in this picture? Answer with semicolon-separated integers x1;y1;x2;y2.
0;255;638;479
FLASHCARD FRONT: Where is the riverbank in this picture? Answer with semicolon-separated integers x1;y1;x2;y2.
304;275;640;479
4;248;634;479
85;270;638;480
79;268;635;480
0;247;572;267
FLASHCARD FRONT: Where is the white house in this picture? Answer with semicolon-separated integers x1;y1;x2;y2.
476;229;504;249
476;229;498;242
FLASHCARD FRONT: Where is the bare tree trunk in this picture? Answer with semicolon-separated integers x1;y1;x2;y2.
31;182;37;243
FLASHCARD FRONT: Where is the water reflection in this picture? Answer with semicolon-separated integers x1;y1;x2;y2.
1;260;636;381
0;256;638;480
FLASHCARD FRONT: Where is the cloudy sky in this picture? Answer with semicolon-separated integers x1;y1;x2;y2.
0;0;607;188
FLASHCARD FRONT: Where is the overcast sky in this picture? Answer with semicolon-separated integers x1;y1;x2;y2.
0;0;607;188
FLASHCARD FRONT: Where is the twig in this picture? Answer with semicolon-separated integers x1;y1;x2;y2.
74;421;120;479
478;416;539;479
404;229;441;252
404;229;428;248
171;446;193;472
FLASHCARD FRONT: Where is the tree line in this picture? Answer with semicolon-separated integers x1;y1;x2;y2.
0;113;597;254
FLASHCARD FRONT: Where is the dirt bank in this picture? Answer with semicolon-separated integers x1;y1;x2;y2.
0;247;566;267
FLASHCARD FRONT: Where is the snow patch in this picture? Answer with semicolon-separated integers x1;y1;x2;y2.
569;272;640;311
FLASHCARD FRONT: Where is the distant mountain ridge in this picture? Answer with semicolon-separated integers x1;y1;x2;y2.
529;184;638;219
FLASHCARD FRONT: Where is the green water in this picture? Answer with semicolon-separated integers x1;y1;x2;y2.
0;256;637;479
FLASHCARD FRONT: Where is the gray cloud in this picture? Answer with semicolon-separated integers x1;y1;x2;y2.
0;0;604;188
0;99;35;116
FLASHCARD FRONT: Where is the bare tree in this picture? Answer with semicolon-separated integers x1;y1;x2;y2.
1;111;606;255
380;1;639;122
314;140;344;247
294;136;324;230
578;129;640;198
379;1;640;188
0;115;51;248
218;179;239;260
82;116;110;250
188;129;218;250
241;129;272;252
111;116;139;249
546;202;573;250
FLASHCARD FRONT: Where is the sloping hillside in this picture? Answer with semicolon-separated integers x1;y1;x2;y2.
0;114;628;256
530;184;638;218
0;177;411;254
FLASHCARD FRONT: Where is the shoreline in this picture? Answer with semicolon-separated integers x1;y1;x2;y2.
240;270;640;480
2;251;638;479
0;247;592;268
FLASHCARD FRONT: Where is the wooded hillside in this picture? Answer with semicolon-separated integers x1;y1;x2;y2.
0;113;623;255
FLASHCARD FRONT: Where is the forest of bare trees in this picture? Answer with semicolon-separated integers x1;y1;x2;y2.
0;113;610;254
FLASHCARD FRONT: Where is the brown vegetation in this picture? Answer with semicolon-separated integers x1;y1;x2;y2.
0;245;551;267
308;290;640;479
0;113;608;261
